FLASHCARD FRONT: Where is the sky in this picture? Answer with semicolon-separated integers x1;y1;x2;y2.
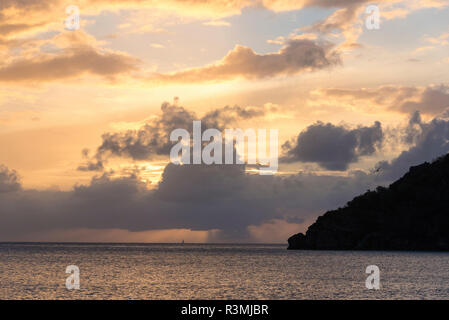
1;0;449;243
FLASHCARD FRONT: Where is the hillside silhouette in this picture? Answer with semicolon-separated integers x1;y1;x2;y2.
288;153;449;250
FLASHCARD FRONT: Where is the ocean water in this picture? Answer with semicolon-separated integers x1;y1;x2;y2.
1;243;449;300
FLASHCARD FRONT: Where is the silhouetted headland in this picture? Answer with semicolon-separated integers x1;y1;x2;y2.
288;154;449;250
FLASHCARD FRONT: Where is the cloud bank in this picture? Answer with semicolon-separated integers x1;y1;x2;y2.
0;161;384;242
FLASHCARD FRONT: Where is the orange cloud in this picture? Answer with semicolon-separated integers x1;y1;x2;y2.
0;29;139;84
314;84;449;115
18;227;217;243
0;46;139;83
150;40;340;84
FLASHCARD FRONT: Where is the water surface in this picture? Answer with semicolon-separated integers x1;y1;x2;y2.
1;243;448;299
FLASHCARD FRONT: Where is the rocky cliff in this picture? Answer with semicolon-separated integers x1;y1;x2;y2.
288;154;449;250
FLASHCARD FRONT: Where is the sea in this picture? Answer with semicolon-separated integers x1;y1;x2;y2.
1;243;448;300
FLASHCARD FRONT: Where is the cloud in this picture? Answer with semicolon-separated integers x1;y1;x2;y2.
0;165;21;193
0;22;46;37
426;32;449;46
79;102;267;171
316;84;449;115
203;20;231;27
376;111;449;180
0;161;384;242
3;110;449;242
296;0;448;48
1;111;445;241
0;0;378;39
281;121;383;170
0;13;341;86
150;40;340;83
0;45;139;83
0;0;60;39
301;4;364;47
0;0;287;43
80;103;195;170
1;0;446;45
397;85;449;115
20;227;214;243
146;162;385;240
3;1;445;85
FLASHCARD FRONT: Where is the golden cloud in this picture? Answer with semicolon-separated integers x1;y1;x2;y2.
150;39;340;84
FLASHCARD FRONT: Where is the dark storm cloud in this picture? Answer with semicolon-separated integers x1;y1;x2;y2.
376;111;449;180
78;102;266;171
0;161;384;241
281;121;383;170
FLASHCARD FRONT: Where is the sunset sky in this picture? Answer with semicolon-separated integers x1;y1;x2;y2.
1;0;449;243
